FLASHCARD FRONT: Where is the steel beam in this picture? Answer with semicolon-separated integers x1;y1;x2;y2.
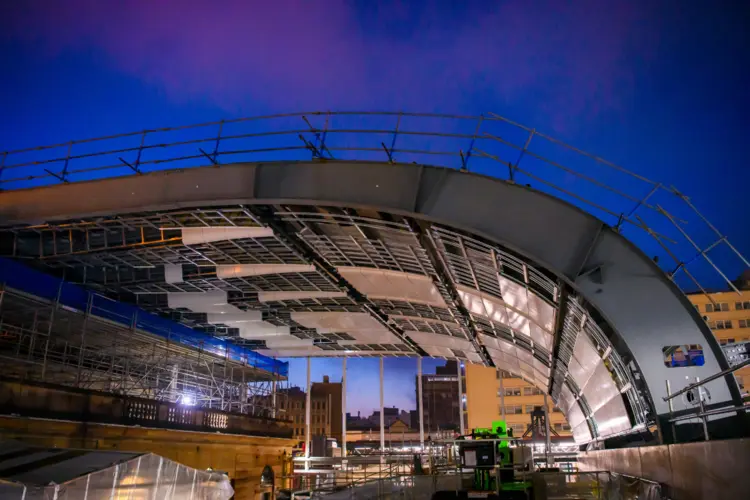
406;219;493;366
417;357;425;449
342;356;347;458
251;206;427;355
305;356;311;470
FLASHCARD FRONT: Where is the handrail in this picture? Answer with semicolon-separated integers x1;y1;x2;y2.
2;111;746;306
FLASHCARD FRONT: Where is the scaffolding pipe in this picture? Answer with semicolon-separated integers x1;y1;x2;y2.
543;394;552;466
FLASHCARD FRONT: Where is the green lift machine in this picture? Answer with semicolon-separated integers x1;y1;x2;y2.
449;420;533;499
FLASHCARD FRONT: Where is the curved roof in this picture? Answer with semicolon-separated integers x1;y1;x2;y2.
1;112;746;445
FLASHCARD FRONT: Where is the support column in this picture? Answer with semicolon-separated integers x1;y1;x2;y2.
543;393;552;466
305;356;311;470
498;370;506;421
379;356;385;458
417;357;425;449
457;361;465;435
342;356;347;458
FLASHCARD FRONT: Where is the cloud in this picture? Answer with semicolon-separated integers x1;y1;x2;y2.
2;0;658;129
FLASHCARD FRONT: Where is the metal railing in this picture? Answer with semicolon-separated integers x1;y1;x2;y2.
1;111;747;300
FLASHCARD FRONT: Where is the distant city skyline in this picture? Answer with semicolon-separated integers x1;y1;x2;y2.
283;357;445;416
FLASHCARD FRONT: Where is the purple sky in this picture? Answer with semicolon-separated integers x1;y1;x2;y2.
1;0;748;414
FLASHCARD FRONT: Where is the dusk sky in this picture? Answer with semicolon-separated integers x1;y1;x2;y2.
1;1;748;414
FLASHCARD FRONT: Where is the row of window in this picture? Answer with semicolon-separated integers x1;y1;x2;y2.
702;301;750;313
502;387;545;397
502;404;557;414
718;337;749;345
705;318;750;329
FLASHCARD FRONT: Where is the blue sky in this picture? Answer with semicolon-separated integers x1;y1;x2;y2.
1;0;748;413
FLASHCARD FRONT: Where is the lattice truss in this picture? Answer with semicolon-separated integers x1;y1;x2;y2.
0;203;651;440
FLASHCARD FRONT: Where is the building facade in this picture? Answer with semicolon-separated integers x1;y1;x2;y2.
280;375;343;443
417;361;461;434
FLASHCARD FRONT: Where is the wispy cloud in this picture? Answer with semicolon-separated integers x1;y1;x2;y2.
2;0;659;129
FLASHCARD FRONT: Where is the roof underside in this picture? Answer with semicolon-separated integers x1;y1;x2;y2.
1;203;647;444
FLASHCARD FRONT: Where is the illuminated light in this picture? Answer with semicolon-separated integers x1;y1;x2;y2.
181;394;195;406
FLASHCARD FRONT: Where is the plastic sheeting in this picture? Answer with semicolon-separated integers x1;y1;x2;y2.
0;257;288;377
0;453;233;500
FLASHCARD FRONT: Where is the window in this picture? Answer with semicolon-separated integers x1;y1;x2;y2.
505;405;523;414
562;424;571;431
554;423;563;431
706;302;729;312
523;387;543;396
663;345;705;367
504;388;521;396
736;301;750;311
511;424;525;436
739;319;750;328
525;405;536;413
726;338;736;344
710;320;733;329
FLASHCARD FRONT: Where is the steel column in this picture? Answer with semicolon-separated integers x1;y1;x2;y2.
457;361;465;435
342;356;347;458
379;356;385;459
417;357;425;449
498;370;506;421
543;394;552;465
305;356;311;470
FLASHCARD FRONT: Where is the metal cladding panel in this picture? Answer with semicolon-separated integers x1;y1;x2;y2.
574;230;735;416
557;384;575;414
338;267;447;308
529;323;553;351
572;421;593;444
507;308;532;337
216;263;315;278
237;323;291;339
566;400;587;429
291;311;403;345
569;334;600;391
533;358;550;377
257;291;348;302
181;226;274;245
593;396;632;438
406;330;475;352
498;275;526;311
527;293;556;332
581;362;621;414
457;286;509;325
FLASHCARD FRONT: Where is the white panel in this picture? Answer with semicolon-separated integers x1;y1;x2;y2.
457;285;509;325
406;330;473;351
565;401;587;429
237;323;291;339
167;291;233;313
507;308;532;338
527;293;556;332
164;264;184;284
517;348;533;365
257;347;407;358
572;420;593;444
206;311;263;323
558;385;576;414
265;337;314;348
181;226;274;245
593;396;631;437
338;267;447;308
291;311;403;344
258;291;348;302
581;363;621;413
569;335;600;390
498;275;527;311
216;263;316;279
529;323;553;351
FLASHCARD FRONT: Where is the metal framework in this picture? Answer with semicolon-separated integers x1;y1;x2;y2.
0;285;287;418
0;111;747;445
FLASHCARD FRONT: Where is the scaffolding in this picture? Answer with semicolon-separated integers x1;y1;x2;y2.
0;282;288;419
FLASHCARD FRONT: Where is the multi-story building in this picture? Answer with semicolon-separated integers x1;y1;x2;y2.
280;375;343;442
686;287;750;394
463;363;570;438
417;361;460;434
